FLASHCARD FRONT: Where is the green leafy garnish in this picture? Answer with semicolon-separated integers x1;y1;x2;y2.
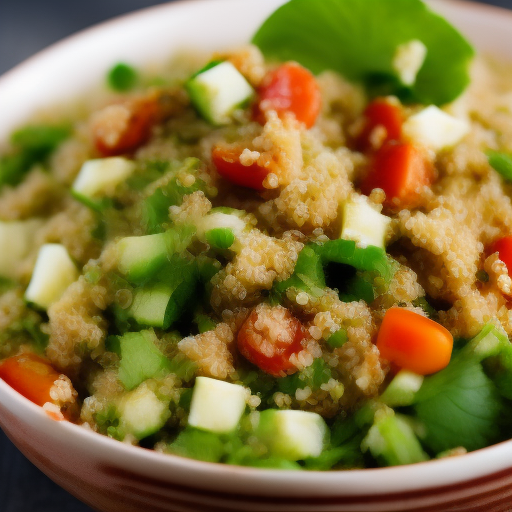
0;124;70;188
487;150;512;181
107;62;139;92
413;347;504;453
326;329;348;349
168;427;225;463
253;0;474;105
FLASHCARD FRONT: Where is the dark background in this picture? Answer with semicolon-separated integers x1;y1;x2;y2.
0;0;511;511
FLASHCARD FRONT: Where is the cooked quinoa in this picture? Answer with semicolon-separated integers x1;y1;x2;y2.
1;1;512;470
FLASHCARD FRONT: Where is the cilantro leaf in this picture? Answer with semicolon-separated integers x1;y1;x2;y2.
414;350;504;454
252;0;474;105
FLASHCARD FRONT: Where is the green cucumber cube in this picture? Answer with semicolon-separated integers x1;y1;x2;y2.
257;409;328;461
188;376;248;433
25;243;78;310
186;61;254;125
340;196;391;249
116;232;169;283
118;382;170;440
380;370;424;407
362;412;428;466
127;283;174;328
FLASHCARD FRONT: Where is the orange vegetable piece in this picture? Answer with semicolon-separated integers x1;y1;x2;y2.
212;145;271;191
376;308;453;375
360;141;433;209
237;304;307;376
489;236;512;273
0;353;62;407
254;62;321;128
356;99;403;151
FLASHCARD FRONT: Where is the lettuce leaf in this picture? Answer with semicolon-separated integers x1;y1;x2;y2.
253;0;474;105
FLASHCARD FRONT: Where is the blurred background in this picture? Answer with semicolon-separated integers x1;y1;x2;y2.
0;0;511;511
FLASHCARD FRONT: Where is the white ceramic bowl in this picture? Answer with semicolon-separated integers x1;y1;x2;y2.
1;1;512;511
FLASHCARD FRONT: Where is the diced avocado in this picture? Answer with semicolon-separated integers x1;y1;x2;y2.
117;381;170;440
127;283;175;328
402;105;470;151
118;329;170;390
340;196;391;249
25;244;78;310
188;376;248;434
257;409;328;461
362;412;428;466
380;370;424;407
0;219;43;278
72;157;135;208
392;40;427;87
116;232;169;284
186;61;254;125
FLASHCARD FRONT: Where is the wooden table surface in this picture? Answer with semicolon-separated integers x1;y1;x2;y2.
0;0;510;510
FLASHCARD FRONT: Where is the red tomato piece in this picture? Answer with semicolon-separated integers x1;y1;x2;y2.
489;236;512;273
211;145;271;191
376;308;453;375
254;62;321;128
237;304;307;376
357;99;403;151
360;141;433;209
0;353;62;407
93;97;159;157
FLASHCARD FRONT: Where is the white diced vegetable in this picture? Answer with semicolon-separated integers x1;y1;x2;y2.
186;61;254;125
257;409;328;460
393;40;427;86
25;244;78;309
340;196;391;249
403;105;470;151
380;370;424;407
0;219;42;278
188;376;247;433
118;382;170;440
72;157;135;200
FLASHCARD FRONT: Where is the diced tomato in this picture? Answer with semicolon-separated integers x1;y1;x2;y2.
356;99;403;151
211;145;271;191
237;304;307;376
489;236;512;273
0;353;62;407
360;141;433;209
376;308;453;375
254;62;321;129
93;97;159;157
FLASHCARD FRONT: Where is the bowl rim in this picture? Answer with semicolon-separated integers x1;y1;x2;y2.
1;0;512;499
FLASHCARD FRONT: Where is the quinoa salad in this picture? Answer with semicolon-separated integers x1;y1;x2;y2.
1;0;512;470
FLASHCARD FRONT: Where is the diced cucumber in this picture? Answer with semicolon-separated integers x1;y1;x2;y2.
116;232;169;284
117;382;170;440
25;244;78;310
0;219;42;278
186;61;254;125
116;227;196;284
380;370;424;407
127;283;174;328
362;412;428;466
72;157;135;208
465;322;509;361
118;329;170;390
197;209;248;251
392;40;427;86
340;196;391;249
188;376;248;434
257;409;328;461
402;105;470;151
